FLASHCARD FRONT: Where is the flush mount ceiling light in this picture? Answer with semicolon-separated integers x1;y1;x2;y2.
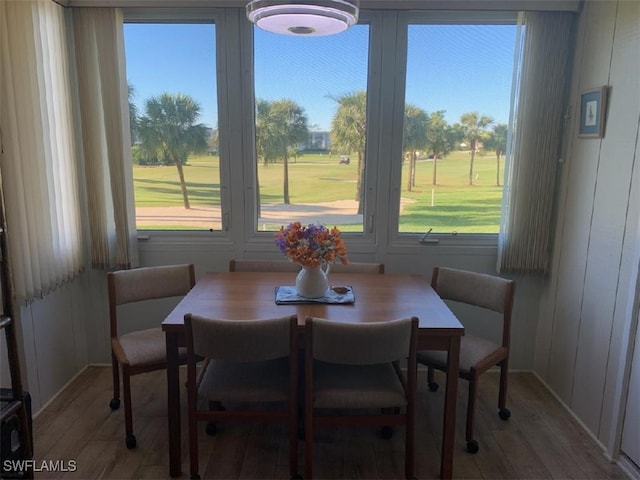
246;0;359;37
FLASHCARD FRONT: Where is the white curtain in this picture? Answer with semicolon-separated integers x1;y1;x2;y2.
0;0;84;304
71;7;138;270
497;11;575;274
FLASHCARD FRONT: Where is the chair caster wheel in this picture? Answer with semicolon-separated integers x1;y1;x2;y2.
126;434;137;449
428;382;439;392
292;475;303;480
109;398;120;410
466;440;479;454
206;421;217;436
190;475;201;480
381;426;394;439
499;408;511;420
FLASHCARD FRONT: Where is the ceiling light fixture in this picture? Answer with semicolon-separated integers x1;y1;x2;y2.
246;0;359;37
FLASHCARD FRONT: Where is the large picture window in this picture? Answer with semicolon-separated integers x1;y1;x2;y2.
399;22;518;234
124;22;220;230
252;25;370;233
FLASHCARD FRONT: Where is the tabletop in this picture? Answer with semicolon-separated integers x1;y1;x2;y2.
162;271;464;335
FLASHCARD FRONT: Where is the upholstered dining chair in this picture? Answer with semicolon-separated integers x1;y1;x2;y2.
107;263;195;449
185;313;300;480
228;258;301;272
304;316;418;479
417;266;515;454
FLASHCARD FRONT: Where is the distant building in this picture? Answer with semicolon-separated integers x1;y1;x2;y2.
306;131;331;151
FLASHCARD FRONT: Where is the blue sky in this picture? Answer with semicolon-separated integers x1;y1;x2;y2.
124;22;517;132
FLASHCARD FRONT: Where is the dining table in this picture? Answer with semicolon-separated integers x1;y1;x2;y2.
162;271;464;479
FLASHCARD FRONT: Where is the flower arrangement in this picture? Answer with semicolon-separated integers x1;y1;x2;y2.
275;222;348;268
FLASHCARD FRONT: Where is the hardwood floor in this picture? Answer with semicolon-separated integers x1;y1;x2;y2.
32;366;627;479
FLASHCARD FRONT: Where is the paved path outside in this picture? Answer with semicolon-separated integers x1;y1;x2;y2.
136;199;415;229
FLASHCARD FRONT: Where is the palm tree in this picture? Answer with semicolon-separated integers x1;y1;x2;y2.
426;111;459;186
255;99;309;204
137;93;208;209
403;104;429;192
485;123;508;186
128;84;139;143
459;112;493;186
330;91;367;214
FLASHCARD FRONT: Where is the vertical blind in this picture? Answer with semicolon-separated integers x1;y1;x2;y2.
498;11;575;274
0;0;84;303
71;7;138;270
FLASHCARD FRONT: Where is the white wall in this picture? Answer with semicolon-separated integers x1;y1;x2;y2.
535;0;640;460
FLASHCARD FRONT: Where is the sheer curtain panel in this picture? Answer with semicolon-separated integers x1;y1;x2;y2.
72;8;138;270
497;11;575;274
0;0;84;304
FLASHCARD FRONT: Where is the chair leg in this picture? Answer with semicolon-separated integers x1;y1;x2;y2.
406;404;415;479
188;400;199;479
109;353;120;410
427;366;439;392
304;406;313;479
498;360;511;420
122;368;136;449
289;406;298;479
465;376;479;454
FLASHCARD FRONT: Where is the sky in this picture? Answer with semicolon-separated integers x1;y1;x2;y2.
124;22;518;132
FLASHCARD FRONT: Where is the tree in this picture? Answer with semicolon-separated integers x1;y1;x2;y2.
403;104;429;192
425;110;460;186
128;84;139;144
459;112;493;185
255;99;309;204
330;91;367;214
137;93;208;209
485;123;508;186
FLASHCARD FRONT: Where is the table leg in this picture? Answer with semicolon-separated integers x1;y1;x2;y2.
166;331;182;477
441;335;460;479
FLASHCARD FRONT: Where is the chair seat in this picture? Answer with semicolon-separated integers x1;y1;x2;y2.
119;327;186;367
417;335;505;374
313;361;407;409
198;357;291;403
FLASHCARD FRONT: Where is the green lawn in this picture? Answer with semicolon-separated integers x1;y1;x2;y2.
132;150;503;233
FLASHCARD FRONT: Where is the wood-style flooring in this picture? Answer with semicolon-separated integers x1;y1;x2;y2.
31;367;627;479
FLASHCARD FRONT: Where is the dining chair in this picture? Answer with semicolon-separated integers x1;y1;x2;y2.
304;316;418;479
328;261;385;274
228;258;301;272
185;313;299;480
107;263;195;449
417;266;515;454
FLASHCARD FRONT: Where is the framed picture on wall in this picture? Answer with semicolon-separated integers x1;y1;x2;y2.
578;86;608;138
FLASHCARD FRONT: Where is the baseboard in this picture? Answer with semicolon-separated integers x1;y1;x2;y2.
531;371;613;461
32;365;90;419
617;453;640;480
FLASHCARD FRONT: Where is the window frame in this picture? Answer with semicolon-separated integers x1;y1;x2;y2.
122;7;519;255
384;10;520;252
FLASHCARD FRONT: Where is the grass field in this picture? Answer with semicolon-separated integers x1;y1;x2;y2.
132;150;503;233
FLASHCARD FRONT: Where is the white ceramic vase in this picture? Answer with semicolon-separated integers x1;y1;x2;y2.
295;264;330;298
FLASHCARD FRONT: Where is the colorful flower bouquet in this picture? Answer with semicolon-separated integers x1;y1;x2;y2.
275;222;348;268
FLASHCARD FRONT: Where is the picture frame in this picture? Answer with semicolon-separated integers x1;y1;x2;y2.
578;86;608;138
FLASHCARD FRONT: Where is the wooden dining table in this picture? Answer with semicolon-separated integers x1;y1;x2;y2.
162;271;464;479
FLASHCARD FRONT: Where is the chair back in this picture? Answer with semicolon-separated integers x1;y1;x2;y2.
329;262;385;274
229;259;300;273
108;264;196;306
307;317;417;365
186;314;297;362
108;264;195;339
432;267;513;314
431;266;514;347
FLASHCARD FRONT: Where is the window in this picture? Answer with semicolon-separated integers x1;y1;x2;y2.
252;25;370;233
399;22;518;234
123;22;220;230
